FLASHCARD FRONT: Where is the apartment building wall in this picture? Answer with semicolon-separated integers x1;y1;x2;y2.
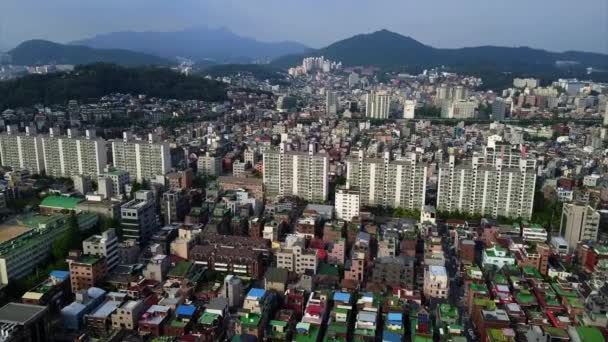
263;144;329;202
437;148;536;219
346;151;426;211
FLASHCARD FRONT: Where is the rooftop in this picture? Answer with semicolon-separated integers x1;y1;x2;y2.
40;195;83;209
0;302;48;325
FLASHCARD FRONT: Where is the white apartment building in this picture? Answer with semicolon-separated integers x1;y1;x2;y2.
365;90;391;119
437;144;536;219
112;132;171;182
41;128;107;178
197;152;222;177
442;99;477;119
403;100;415;119
82;228;119;271
346;151;426;210
276;236;319;275
0;125;44;174
335;187;360;222
560;203;600;252
423;265;449;299
263;143;329;202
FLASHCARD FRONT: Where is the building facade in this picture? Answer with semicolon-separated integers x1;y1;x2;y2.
437;144;536;219
111;132;171;182
560;203;600;252
0;125;44;174
41;128;107;178
346;151;427;210
263;144;329;202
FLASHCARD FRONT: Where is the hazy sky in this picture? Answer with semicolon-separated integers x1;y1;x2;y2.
1;0;607;53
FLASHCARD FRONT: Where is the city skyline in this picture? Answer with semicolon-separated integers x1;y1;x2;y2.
1;0;607;54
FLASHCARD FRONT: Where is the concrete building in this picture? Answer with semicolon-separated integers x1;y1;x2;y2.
143;254;170;282
197;152;222;177
166;168;193;191
68;252;107;292
98;169;130;200
263;143;329;202
326;90;338;115
82;229;119;271
346;151;426;210
442;99;477;119
161;189;190;225
120;190;158;243
222;275;243;308
371;256;415;287
482;246;516;269
437;144;536;219
41;128;107;178
560;203;600;252
423;265;449;299
111;132;171;182
335;187;360;222
366;90;391;119
0;125;44;174
0;213;97;285
111;300;146;330
403;100;416;119
276;245;319;275
492;98;508;120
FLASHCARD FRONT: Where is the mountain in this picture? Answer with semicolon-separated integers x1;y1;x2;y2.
7;40;171;66
272;29;608;71
72;27;311;63
0;63;227;110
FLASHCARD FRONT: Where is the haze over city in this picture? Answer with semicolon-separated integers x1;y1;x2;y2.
1;0;607;53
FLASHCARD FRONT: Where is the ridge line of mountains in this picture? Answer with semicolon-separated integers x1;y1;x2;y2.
3;28;607;73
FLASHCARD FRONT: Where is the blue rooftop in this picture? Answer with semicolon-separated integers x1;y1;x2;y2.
50;270;70;280
383;331;402;342
246;288;266;299
176;304;196;317
333;292;351;303
387;312;402;322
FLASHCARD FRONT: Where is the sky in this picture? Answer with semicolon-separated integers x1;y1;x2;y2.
1;0;607;53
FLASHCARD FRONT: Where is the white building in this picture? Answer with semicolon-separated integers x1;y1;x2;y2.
120;190;158;243
423;265;449;299
365;90;391;119
442;99;477;119
41;128;107;178
82;229;119;270
276;244;319;275
482;246;515;269
112;132;171;182
560;203;600;252
346;151;426;211
0;125;44;174
437;144;536;219
263;143;329;202
403;100;415;119
197;152;222;177
335;187;360;222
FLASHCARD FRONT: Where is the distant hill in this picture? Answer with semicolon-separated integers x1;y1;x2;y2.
0;63;227;110
7;40;171;66
272;29;608;71
72;27;311;63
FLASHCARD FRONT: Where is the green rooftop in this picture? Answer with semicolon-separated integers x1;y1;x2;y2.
493;274;508;285
543;327;568;338
73;254;101;265
319;264;340;277
470;283;488;293
515;289;537;305
551;283;577;298
270;320;288;327
295;323;320;342
199;312;220;325
522;266;542;279
239;313;261;327
576;327;605;342
169;319;189;328
439;304;458;320
488;328;514;342
167;261;193;278
40;196;82;209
